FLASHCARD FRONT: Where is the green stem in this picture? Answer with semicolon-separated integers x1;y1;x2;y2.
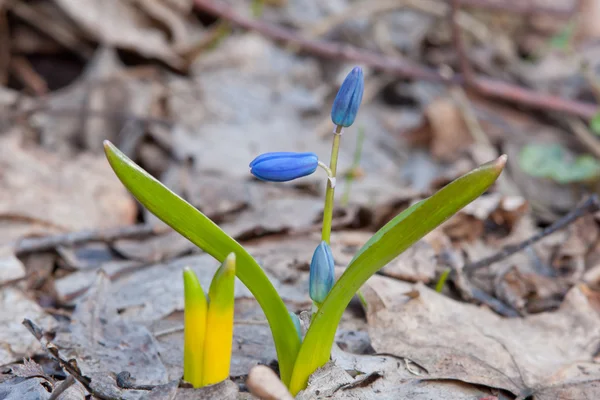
321;125;343;244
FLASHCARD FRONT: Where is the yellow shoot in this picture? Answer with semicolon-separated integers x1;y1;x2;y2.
183;267;207;388
203;253;236;385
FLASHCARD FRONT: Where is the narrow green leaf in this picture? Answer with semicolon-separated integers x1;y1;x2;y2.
289;155;507;394
435;268;451;293
183;267;207;388
103;141;300;384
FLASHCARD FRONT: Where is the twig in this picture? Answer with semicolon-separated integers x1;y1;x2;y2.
10;56;48;96
192;0;598;119
450;0;475;84
48;376;75;400
464;195;600;273
304;0;491;44
116;371;156;391
1;105;173;127
566;117;600;159
14;224;169;255
193;0;454;83
456;0;578;16
22;319;118;400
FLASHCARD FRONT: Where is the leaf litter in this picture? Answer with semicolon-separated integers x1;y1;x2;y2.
3;0;600;398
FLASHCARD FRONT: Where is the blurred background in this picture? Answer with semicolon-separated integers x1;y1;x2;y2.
3;0;600;310
4;1;600;396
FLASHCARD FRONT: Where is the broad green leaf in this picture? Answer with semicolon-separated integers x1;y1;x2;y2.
289;156;506;395
519;143;600;184
103;141;300;384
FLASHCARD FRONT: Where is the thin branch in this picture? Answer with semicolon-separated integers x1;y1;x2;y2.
193;0;455;83
14;224;169;255
450;0;475;84
0;105;172;127
48;376;75;400
464;195;600;273
192;0;598;119
456;0;578;16
116;372;156;391
22;319;118;400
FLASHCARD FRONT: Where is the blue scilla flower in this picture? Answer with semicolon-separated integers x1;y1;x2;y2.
309;241;335;305
331;66;364;127
250;152;319;182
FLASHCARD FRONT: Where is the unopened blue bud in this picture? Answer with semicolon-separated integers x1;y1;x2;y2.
250;152;319;182
309;241;335;305
331;66;364;127
289;311;302;340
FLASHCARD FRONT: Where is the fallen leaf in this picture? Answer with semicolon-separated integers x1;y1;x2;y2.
0;133;136;243
53;0;184;69
405;96;473;162
0;287;56;365
0;246;26;284
363;275;600;398
54;272;168;391
0;376;52;400
10;359;46;378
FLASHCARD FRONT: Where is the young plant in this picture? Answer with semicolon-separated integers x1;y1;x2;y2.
103;66;506;394
183;253;236;387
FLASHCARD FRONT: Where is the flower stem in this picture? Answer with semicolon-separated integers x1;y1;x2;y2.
317;161;333;178
321;125;343;244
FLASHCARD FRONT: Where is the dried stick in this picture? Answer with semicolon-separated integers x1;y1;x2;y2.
449;0;596;118
457;0;578;16
463;195;600;273
193;0;454;83
450;0;475;84
14;224;169;255
192;0;597;119
48;376;75;400
22;319;118;400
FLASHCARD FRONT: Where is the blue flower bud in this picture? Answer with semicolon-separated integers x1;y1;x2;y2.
331;66;364;127
249;152;318;182
289;311;302;340
309;241;335;305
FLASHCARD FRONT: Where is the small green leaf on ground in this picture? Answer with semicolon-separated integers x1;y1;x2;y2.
519;143;600;184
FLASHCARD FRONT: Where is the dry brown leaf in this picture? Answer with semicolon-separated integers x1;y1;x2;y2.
363;275;600;398
0;246;26;284
31;47;162;156
330;231;437;283
10;359;46;378
53;0;184;69
440;193;528;242
0;287;56;365
577;0;600;40
405;96;473;162
0;133;136;242
54;271;169;396
297;357;498;400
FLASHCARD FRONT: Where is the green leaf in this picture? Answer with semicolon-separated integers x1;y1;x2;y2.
549;20;574;51
519;143;600;184
435;268;451;293
103;141;300;384
590;112;600;136
289;155;507;395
